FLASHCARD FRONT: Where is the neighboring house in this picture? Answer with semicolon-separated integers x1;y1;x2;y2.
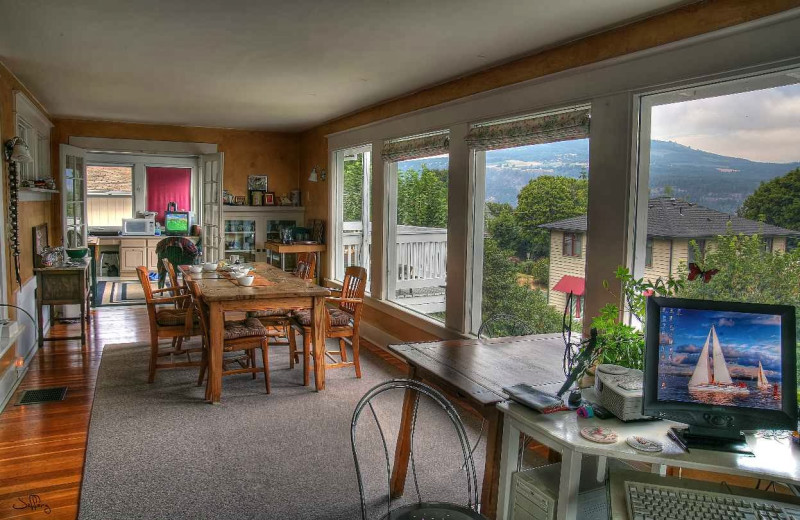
539;197;800;317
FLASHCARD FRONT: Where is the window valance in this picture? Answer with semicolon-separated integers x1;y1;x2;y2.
465;109;590;151
381;131;450;162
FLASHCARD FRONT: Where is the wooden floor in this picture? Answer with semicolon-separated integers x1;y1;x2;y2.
0;306;786;519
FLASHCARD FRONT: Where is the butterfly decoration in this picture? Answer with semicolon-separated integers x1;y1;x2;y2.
688;263;719;283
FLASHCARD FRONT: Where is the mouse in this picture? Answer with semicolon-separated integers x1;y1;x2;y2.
567;390;582;407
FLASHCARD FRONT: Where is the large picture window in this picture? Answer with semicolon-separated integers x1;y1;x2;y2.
333;145;372;284
87;165;133;226
635;69;800;375
384;132;449;322
469;108;591;336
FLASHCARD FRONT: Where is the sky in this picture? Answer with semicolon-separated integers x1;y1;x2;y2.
651;80;800;164
659;308;783;377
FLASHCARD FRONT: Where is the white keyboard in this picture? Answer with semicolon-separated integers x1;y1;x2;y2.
625;481;800;520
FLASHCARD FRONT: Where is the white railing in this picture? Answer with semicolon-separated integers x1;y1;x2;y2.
342;222;447;291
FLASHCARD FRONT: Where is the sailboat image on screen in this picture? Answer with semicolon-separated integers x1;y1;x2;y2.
688;325;749;395
756;361;769;389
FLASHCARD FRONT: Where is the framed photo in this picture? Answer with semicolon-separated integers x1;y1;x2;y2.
248;175;268;191
249;189;266;206
233;195;246;205
264;192;275;205
32;223;48;268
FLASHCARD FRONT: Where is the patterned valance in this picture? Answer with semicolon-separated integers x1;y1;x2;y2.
381;131;450;162
465;109;590;151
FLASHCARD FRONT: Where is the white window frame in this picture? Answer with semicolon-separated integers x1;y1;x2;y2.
331;144;372;286
14;91;53;191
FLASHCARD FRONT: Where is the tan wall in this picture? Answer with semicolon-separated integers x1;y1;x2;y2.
51;118;301;243
547;231;588;312
773;237;787;252
644;238;673;281
671;239;690;277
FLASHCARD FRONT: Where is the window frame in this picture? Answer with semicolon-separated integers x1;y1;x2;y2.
86;162;135;227
562;232;583;258
645;238;654;268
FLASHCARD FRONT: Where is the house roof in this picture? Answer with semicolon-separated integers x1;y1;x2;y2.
538;197;800;238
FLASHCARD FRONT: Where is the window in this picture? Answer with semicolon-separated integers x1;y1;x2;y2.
14;92;52;187
635;69;800;354
87;165;133;226
645;238;654;268
562;233;582;257
469;108;591;335
333;145;372;284
384;132;449;322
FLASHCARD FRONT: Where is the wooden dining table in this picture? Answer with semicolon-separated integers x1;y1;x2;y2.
180;262;331;402
388;333;567;519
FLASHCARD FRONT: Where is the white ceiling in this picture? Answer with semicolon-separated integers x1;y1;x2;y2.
0;0;691;131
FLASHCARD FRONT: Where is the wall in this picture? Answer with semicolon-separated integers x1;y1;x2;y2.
643;239;674;281
547;231;588;313
300;0;800;343
51;118;301;242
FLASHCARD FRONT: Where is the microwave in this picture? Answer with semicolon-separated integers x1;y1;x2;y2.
122;218;156;235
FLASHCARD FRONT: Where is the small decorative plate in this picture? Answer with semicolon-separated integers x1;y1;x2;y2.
580;426;618;444
626;435;663;452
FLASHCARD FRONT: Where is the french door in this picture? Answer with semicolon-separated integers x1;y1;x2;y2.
60;144;88;248
200;153;224;262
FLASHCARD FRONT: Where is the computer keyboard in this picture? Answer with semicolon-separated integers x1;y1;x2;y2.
625;480;800;520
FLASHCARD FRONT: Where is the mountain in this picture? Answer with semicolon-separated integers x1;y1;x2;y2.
397;140;800;214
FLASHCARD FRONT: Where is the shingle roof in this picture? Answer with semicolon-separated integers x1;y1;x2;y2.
539;197;800;238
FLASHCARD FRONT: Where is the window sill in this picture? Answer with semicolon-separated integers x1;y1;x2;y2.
19;187;58;202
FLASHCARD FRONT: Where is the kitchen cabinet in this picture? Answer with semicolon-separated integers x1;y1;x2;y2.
120;239;146;274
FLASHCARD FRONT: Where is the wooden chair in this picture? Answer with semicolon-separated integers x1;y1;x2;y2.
189;281;271;395
136;266;204;383
161;258;189;307
288;265;367;386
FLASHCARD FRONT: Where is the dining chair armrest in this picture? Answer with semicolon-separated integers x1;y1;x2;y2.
153;294;192;305
327;288;343;296
326;297;362;305
152;287;177;294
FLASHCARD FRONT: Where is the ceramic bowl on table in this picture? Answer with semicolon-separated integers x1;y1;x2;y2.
239;275;255;287
203;262;217;272
189;265;203;274
66;247;89;259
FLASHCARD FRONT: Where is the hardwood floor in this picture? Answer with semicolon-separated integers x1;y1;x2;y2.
0;306;150;519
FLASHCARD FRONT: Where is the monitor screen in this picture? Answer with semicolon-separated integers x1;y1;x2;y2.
656;307;783;411
164;212;189;235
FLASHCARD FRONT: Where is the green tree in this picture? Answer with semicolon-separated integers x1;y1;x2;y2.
481;238;562;336
343;155;364;221
486;202;526;257
397;164;448;228
739;167;800;232
514;175;589;259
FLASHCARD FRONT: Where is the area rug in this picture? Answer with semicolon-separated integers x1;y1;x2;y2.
78;341;486;520
96;280;155;306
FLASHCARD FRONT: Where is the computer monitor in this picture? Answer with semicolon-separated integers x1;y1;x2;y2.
164;211;190;236
644;297;797;452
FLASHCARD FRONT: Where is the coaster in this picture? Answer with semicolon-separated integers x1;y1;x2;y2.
580;426;618;444
627;435;663;452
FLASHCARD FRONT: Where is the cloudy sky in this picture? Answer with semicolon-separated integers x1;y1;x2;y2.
651;82;800;164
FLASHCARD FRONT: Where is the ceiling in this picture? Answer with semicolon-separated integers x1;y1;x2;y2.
0;0;691;131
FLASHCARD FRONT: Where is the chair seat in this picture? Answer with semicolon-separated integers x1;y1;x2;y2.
293;308;352;327
247;308;290;318
386;502;487;520
224;318;269;340
155;308;198;327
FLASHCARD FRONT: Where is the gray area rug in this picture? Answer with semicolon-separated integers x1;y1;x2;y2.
79;341;485;520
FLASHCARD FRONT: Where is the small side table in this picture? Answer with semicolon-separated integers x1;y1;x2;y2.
263;241;326;279
34;259;91;349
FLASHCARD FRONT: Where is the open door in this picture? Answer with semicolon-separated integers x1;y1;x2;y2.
60;144;88;248
200;153;224;262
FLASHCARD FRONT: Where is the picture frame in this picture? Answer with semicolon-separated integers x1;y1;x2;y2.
32;223;49;268
233;195;246;205
249;189;266;206
248;175;268;192
264;192;276;206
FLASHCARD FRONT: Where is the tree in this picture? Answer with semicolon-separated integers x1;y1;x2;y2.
739;167;800;233
485;202;526;257
343;155;364;222
514;175;588;259
481;238;562;336
397;164;448;228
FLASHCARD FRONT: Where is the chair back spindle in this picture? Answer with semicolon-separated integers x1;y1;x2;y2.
339;266;367;315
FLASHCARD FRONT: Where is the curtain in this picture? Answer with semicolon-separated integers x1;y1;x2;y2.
146;167;192;224
465;109;590;151
381;131;450;162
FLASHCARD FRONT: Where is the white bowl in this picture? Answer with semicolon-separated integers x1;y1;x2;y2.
189;265;203;273
239;275;255;287
203;262;217;271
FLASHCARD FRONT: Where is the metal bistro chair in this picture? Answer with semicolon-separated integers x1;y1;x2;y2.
476;313;534;340
351;379;487;520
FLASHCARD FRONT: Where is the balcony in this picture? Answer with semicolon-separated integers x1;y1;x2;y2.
342;222;447;315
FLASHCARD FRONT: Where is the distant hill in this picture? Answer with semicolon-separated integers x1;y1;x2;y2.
397;140;800;214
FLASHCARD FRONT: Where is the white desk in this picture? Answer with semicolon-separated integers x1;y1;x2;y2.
496;400;800;520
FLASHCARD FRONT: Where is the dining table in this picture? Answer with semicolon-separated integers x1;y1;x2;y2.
179;262;331;402
387;333;567;519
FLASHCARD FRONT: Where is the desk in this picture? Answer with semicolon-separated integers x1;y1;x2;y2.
496;400;800;520
264;241;326;278
180;263;330;401
388;334;566;519
34;259;91;348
